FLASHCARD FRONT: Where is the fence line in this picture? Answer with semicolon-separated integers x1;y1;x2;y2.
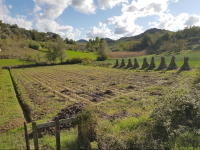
24;117;75;150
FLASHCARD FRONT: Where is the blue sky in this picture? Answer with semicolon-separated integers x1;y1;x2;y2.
0;0;200;40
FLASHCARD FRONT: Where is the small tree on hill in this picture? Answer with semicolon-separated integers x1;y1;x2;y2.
97;42;110;61
46;43;66;63
98;42;109;55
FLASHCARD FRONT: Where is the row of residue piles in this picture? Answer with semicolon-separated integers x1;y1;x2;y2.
113;56;191;71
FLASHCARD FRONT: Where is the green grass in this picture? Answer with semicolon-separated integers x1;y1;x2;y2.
0;59;35;67
0;69;25;128
42;49;98;60
104;50;200;69
66;50;98;60
0;124;79;149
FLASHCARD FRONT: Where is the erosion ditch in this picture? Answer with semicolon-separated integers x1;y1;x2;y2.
8;68;31;123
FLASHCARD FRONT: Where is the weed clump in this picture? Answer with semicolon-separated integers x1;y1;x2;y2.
75;106;98;149
179;56;191;71
141;57;149;69
157;56;168;70
167;56;178;70
66;57;92;64
97;54;110;61
26;40;41;50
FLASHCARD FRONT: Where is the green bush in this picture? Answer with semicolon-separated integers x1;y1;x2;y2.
66;57;92;64
1;34;7;39
26;40;41;50
97;54;110;61
148;89;200;149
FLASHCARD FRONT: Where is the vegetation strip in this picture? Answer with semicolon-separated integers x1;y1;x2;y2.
8;69;31;123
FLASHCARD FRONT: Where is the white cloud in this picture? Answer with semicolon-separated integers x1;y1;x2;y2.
33;0;71;20
150;13;200;31
185;14;200;26
86;22;113;39
71;0;96;14
35;19;81;39
98;0;128;10
103;0;182;38
3;15;32;29
0;0;10;15
0;0;32;29
8;5;12;9
33;0;96;20
32;0;94;40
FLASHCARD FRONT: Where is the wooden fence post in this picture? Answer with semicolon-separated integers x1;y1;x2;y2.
24;122;30;150
55;117;60;150
32;122;39;150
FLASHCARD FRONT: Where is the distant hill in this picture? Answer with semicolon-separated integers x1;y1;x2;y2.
105;38;115;42
117;28;173;42
76;39;88;43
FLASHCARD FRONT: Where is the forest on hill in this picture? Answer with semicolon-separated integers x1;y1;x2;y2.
1;19;200;58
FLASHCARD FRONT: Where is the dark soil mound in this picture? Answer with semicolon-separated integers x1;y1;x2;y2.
179;56;191;71
34;103;87;138
113;59;120;68
157;56;168;70
167;56;178;70
141;57;149;69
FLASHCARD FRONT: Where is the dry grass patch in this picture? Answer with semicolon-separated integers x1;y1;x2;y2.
108;50;146;58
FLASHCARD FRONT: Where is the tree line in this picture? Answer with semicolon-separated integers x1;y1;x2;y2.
119;26;200;54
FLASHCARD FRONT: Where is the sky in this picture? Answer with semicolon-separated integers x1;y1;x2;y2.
0;0;200;41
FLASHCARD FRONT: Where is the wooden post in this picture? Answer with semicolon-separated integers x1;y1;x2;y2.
32;122;39;150
55;117;60;150
33;95;36;109
78;124;83;149
24;122;30;150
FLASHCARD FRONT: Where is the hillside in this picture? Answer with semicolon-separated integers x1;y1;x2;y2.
76;39;88;43
117;28;173;42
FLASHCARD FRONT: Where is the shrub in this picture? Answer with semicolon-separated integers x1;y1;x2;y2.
75;106;98;149
46;43;66;62
1;34;7;39
148;89;200;149
26;41;41;50
39;42;47;48
97;54;110;61
66;57;92;64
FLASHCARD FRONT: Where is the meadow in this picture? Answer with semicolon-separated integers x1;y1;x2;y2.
42;49;98;60
0;69;25;134
0;59;35;66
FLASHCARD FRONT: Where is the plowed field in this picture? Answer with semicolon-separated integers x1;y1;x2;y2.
11;65;194;120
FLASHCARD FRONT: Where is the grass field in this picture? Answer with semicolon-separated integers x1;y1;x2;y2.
0;69;25;134
104;50;200;69
0;59;35;67
42;49;98;60
66;50;98;60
